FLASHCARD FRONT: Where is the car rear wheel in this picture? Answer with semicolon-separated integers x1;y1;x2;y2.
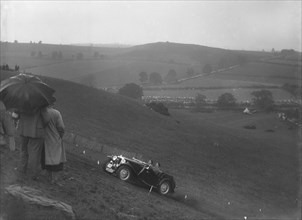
117;165;132;181
158;180;171;195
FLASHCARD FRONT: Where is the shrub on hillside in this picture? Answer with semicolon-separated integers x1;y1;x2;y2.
118;83;143;99
139;71;148;83
194;93;208;111
145;102;170;116
149;72;162;85
251;89;274;112
217;93;237;107
165;69;177;84
186;67;195;77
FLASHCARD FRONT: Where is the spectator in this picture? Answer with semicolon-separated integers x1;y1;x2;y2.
41;105;66;184
0;101;16;151
17;107;46;180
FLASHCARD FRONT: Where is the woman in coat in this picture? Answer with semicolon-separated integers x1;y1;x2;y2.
41;105;66;184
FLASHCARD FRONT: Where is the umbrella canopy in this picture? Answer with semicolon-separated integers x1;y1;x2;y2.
0;74;56;113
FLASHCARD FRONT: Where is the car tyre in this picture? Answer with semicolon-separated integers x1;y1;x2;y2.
158;180;171;195
117;165;132;181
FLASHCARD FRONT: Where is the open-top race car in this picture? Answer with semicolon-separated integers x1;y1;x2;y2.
103;155;176;195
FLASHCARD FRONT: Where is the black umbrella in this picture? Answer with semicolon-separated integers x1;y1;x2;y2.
0;74;56;113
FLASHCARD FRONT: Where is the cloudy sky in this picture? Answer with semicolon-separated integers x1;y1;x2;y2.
1;1;301;51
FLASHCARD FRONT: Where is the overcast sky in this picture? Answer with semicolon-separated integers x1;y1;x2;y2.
1;1;301;51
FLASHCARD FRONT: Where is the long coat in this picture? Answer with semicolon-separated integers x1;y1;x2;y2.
17;110;45;138
42;107;66;165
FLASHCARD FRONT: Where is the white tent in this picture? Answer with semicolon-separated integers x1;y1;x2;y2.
243;108;251;114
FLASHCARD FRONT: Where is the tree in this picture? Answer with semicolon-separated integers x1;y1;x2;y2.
202;64;212;74
165;69;177;83
149;72;162;85
118;83;143;99
186;67;194;77
280;49;296;58
195;93;206;109
139;71;148;83
217;93;237;107
251;89;274;111
14;40;18;43
145;102;170;116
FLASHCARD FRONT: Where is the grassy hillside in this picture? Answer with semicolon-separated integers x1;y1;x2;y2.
0;71;300;219
210;61;300;85
25;58;188;87
116;42;267;65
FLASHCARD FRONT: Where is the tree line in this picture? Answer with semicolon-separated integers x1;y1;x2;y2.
118;82;277;113
1;64;20;72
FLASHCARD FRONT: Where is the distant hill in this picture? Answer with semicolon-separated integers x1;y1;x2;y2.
0;41;273;88
114;41;269;69
71;43;133;48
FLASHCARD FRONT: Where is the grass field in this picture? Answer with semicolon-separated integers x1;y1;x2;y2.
210;62;300;85
164;75;269;88
1;71;300;219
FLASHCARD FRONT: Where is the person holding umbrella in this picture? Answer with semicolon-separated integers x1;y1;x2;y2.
17;107;47;179
0;73;56;180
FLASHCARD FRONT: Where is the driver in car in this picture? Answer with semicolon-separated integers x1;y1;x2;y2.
153;162;162;173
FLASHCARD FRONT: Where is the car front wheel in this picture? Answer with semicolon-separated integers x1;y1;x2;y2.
117;165;132;181
158;180;171;195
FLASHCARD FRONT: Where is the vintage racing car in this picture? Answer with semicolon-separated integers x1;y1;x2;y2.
103;155;176;195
